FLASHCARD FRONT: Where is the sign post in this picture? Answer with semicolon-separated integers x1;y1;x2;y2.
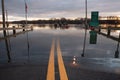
81;0;88;57
89;11;99;44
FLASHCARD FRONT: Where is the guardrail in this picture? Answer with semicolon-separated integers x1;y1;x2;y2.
95;26;120;41
0;26;33;41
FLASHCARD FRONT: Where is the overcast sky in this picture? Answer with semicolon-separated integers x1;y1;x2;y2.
0;0;120;21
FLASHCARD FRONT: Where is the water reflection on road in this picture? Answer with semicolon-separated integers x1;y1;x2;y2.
0;24;119;60
0;24;120;75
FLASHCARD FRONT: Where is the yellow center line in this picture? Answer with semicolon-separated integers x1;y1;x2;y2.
57;39;68;80
46;40;55;80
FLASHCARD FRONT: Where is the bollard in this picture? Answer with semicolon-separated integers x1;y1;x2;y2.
23;25;25;31
18;24;19;28
107;26;111;36
31;26;33;31
13;26;16;34
98;26;101;33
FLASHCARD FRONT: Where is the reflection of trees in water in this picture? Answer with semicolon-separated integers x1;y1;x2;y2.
49;24;54;28
38;24;46;27
31;24;46;27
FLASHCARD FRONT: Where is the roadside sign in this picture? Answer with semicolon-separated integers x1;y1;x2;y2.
90;11;99;27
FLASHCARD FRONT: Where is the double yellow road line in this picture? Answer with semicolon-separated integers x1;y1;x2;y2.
46;40;55;80
46;39;68;80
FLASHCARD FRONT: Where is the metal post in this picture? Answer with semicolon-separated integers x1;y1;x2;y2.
98;26;101;33
81;0;87;57
24;0;30;62
24;0;27;27
1;0;11;62
1;0;6;36
6;10;9;35
107;26;111;36
6;10;9;28
13;26;16;34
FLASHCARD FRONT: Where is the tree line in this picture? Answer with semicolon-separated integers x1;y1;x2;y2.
0;18;120;25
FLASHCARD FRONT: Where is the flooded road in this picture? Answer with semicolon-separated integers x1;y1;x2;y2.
0;24;120;80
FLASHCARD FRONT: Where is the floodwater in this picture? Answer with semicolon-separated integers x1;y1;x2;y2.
0;24;119;60
0;24;120;80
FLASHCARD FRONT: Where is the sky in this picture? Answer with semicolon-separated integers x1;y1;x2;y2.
0;0;120;21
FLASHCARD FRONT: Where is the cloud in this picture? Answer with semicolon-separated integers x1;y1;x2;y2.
87;0;120;13
0;0;120;21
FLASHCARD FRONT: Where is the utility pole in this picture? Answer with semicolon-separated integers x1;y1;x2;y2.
81;0;88;57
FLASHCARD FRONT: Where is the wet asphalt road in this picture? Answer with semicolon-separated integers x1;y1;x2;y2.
0;24;120;80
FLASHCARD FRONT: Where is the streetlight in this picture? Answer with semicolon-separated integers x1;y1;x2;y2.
81;0;88;57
